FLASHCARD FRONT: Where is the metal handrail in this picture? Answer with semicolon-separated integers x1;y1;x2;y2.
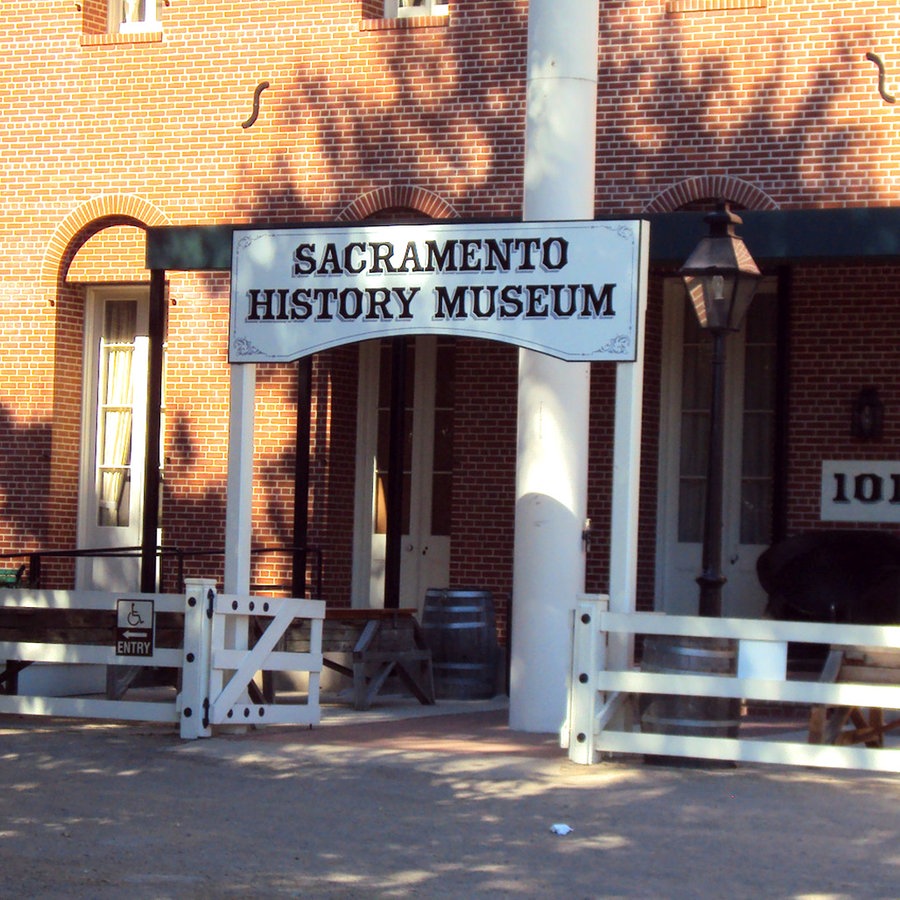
0;544;323;598
173;545;324;599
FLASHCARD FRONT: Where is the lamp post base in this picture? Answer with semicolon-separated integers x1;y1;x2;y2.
697;572;727;618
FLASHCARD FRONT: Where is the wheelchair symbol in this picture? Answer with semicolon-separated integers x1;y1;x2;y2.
126;602;145;627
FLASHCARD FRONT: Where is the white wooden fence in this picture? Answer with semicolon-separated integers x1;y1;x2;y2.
565;595;900;773
0;579;324;739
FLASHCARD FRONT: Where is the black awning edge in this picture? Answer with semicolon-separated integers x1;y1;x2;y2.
145;208;900;272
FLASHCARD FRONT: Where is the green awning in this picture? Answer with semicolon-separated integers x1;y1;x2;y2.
145;207;900;272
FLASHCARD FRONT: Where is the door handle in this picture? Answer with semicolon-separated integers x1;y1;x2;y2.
730;553;739;565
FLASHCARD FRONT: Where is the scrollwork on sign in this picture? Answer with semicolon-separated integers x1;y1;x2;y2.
233;337;263;357
596;335;630;355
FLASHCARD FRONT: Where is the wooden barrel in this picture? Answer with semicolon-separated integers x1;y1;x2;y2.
639;635;740;765
421;589;499;699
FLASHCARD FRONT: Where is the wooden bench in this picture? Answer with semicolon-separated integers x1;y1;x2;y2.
808;647;900;748
283;607;435;711
0;565;26;588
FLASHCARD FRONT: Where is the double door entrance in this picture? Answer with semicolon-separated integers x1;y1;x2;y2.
352;280;781;618
353;337;455;611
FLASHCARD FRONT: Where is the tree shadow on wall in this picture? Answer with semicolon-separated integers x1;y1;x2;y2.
189;1;531;602
181;5;892;607
596;10;889;207
231;0;529;223
0;404;53;554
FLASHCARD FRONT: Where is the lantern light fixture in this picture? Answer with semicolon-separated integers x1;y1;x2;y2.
852;387;885;441
679;202;762;333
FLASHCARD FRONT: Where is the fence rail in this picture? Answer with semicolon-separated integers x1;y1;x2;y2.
566;596;900;773
0;580;324;739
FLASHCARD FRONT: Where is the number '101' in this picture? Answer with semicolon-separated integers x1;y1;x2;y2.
833;472;900;504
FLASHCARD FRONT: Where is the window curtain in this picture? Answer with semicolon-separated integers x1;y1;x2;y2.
97;301;136;527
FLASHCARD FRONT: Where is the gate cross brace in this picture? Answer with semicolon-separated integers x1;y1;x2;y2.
210;601;298;719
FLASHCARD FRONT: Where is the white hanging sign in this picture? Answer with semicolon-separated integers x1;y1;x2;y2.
230;220;646;362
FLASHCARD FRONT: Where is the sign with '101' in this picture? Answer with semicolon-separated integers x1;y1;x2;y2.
821;460;900;523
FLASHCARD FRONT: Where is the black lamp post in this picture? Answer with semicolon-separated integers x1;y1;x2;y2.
679;202;762;617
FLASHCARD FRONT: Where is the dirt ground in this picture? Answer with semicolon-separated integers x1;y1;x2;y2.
2;702;899;898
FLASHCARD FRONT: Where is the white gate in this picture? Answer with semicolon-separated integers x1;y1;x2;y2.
0;579;323;739
565;596;900;773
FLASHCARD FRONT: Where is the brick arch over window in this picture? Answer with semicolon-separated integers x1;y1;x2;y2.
337;186;459;222
40;194;170;301
643;177;779;213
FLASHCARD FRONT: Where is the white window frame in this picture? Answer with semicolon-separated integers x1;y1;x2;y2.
77;287;151;591
109;0;162;34
384;0;450;18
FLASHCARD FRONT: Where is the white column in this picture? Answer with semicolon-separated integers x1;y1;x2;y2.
224;363;255;594
220;364;255;717
509;0;600;732
608;260;648;674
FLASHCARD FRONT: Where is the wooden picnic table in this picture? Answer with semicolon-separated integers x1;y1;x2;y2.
284;606;435;711
808;646;900;748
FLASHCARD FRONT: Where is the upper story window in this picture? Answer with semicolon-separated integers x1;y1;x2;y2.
80;0;163;43
109;0;163;33
384;0;449;17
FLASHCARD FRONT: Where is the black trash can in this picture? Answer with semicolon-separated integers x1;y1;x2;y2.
758;530;900;672
421;588;500;699
758;529;900;625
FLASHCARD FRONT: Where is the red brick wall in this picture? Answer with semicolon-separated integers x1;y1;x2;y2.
787;262;900;532
586;365;616;595
305;345;359;605
160;272;231;588
81;0;107;35
0;1;897;605
45;281;84;587
450;338;519;642
595;2;899;213
638;277;665;610
68;227;148;283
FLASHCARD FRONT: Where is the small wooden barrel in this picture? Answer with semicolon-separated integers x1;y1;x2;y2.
421;589;499;700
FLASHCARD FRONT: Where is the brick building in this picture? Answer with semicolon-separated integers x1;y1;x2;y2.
1;2;898;669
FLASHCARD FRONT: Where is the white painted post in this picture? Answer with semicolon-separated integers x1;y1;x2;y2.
225;363;255;595
607;242;649;676
222;365;254;711
510;0;600;733
180;579;215;739
738;639;788;680
567;595;607;764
